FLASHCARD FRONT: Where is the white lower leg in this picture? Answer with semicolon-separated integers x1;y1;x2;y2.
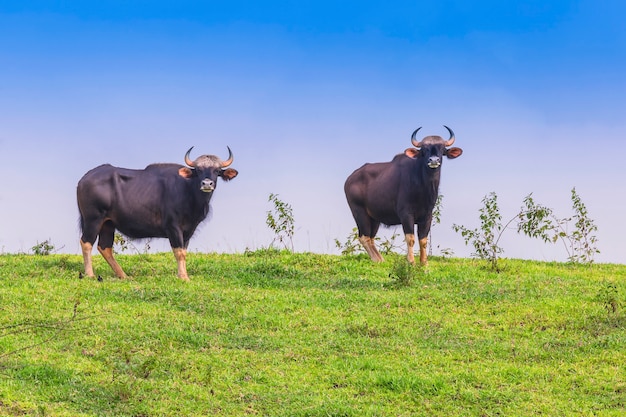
80;240;94;277
172;248;189;281
405;234;416;264
370;240;384;262
359;236;375;260
359;236;384;262
419;237;428;266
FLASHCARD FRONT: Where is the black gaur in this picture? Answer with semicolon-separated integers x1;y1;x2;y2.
344;126;462;264
77;146;238;280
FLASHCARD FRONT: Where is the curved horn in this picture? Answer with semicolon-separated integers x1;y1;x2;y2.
410;127;423;148
221;146;234;168
443;125;455;147
184;146;195;167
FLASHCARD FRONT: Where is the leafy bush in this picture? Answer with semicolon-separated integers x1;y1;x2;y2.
452;192;505;271
114;233;130;253
266;193;295;251
597;281;620;315
388;256;420;287
453;189;600;271
567;188;600;264
334;227;364;255
517;188;599;265
114;232;152;254
31;239;57;256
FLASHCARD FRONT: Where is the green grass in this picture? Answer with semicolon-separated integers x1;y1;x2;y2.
0;251;624;416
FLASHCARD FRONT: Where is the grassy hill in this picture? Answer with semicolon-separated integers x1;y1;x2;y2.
0;251;624;416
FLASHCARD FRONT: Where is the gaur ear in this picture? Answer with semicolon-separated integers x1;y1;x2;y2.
445;147;463;159
404;148;420;159
220;168;238;181
178;167;194;178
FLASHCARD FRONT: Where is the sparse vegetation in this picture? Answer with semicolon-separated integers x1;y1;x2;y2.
597;281;621;316
453;189;600;271
114;232;152;254
30;239;58;255
0;253;624;416
429;194;450;256
334;227;402;256
452;192;506;271
334;227;365;255
266;193;295;251
566;187;600;264
113;232;130;253
387;256;420;287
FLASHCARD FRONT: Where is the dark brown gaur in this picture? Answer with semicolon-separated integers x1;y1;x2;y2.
344;126;463;265
77;146;238;281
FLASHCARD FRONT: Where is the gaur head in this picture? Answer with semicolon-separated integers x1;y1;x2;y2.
179;146;238;192
404;126;463;169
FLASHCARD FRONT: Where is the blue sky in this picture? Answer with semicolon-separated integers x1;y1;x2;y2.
1;1;625;263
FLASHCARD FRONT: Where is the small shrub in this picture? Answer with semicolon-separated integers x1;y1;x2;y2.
334;227;364;255
429;194;444;256
388;257;420;287
266;193;295;251
114;233;130;253
114;232;152;254
453;192;505;271
516;193;557;242
567;188;600;264
517;189;600;265
453;189;600;270
438;247;455;258
31;239;56;256
378;230;403;255
597;282;620;315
